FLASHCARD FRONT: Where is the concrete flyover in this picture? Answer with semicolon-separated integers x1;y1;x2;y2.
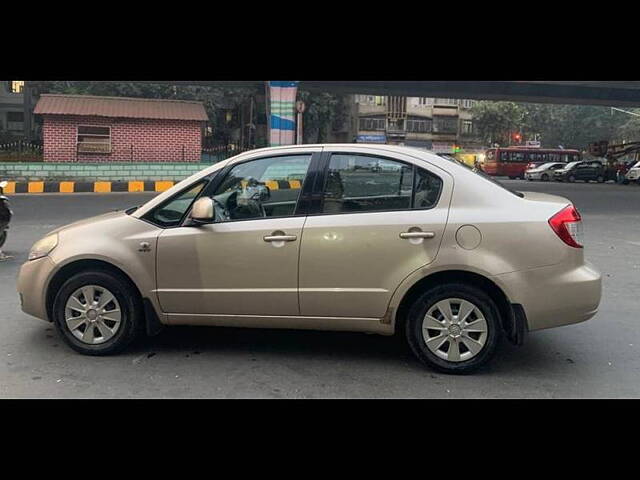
171;81;640;107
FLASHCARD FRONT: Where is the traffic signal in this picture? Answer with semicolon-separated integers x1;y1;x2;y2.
453;144;462;153
513;133;522;143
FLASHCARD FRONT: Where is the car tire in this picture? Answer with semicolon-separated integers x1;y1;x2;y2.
405;283;502;375
508;176;516;180
597;175;604;183
52;270;143;356
541;173;549;182
568;175;575;183
0;230;6;249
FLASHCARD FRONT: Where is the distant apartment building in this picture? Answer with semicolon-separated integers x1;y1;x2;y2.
0;81;38;140
352;95;484;155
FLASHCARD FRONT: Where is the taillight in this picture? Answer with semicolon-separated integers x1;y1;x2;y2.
548;205;584;248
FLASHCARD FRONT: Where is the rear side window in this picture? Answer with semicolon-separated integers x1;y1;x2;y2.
321;154;442;214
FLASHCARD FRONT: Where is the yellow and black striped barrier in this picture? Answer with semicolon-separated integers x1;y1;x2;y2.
2;179;303;194
2;181;177;194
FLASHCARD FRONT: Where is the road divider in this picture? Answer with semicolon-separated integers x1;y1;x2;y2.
4;180;177;194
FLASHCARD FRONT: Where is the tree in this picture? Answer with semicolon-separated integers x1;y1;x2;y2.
471;100;632;150
297;90;348;143
470;101;526;146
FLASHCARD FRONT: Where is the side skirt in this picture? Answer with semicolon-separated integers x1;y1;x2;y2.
165;313;394;335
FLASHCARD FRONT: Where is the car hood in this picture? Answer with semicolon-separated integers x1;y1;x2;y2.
46;210;126;236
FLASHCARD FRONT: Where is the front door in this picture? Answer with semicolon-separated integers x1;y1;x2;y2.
156;153;315;316
298;150;452;319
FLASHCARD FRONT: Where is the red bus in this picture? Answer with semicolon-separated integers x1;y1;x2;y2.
482;147;582;179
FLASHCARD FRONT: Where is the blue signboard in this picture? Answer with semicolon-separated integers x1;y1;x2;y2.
357;134;387;144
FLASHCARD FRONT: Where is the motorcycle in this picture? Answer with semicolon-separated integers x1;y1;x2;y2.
0;181;12;249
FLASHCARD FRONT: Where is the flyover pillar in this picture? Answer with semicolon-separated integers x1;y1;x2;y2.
267;81;298;146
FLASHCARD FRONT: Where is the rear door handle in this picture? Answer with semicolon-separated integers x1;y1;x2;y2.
399;231;435;239
263;234;297;242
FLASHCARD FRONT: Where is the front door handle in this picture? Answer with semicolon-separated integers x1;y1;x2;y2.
263;233;298;242
400;231;435;239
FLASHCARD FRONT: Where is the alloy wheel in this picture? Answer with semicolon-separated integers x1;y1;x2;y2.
64;285;122;345
422;298;488;362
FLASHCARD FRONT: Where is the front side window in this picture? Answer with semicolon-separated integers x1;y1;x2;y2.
146;181;207;228
210;155;311;221
322;154;442;214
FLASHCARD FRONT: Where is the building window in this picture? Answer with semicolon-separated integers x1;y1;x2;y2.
7;111;24;131
375;96;386;106
407;118;433;133
433;116;458;134
9;81;24;93
434;98;459;106
77;125;112;153
433;116;458;133
359;117;386;131
461;99;476;109
462;120;474;134
418;97;434;106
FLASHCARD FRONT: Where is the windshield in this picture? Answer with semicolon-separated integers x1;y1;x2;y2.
438;155;524;198
564;161;582;169
633;161;640;169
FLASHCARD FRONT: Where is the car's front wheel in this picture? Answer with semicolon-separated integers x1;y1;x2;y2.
405;283;501;374
52;270;143;355
541;173;549;182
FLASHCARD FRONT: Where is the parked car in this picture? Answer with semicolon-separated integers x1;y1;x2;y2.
625;161;640;183
17;144;602;374
525;162;566;182
554;160;609;183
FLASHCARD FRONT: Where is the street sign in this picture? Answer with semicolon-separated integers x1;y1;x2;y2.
356;134;386;143
525;140;541;148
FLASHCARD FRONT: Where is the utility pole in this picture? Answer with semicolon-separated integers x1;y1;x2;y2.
296;100;305;144
23;81;33;142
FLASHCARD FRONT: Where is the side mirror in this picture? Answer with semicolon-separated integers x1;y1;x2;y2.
190;197;214;223
0;181;7;189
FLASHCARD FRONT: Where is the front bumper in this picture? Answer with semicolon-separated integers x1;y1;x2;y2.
17;256;57;322
494;261;601;331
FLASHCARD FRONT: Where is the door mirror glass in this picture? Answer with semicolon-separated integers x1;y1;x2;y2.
191;197;214;222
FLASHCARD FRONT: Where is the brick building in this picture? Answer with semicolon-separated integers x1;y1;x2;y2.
34;94;208;163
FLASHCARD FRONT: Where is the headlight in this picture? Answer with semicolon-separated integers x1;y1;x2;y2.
28;234;58;261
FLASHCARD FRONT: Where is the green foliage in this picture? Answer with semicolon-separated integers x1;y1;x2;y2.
471;100;635;149
297;90;348;143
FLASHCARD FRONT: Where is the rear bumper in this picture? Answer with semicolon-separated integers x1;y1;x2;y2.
494;261;601;331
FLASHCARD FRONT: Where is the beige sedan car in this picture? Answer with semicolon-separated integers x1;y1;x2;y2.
17;144;602;374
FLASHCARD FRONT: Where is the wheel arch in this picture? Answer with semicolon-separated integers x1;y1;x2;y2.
45;259;143;322
392;269;517;342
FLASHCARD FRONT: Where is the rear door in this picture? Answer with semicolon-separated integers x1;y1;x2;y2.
298;148;452;319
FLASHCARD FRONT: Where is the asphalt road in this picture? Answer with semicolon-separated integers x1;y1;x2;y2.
0;180;638;398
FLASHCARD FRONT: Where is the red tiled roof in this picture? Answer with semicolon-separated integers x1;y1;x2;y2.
34;94;209;121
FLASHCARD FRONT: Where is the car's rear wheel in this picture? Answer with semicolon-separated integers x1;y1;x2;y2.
597;175;604;183
405;283;501;374
568;175;576;183
52;270;142;355
541;173;549;182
